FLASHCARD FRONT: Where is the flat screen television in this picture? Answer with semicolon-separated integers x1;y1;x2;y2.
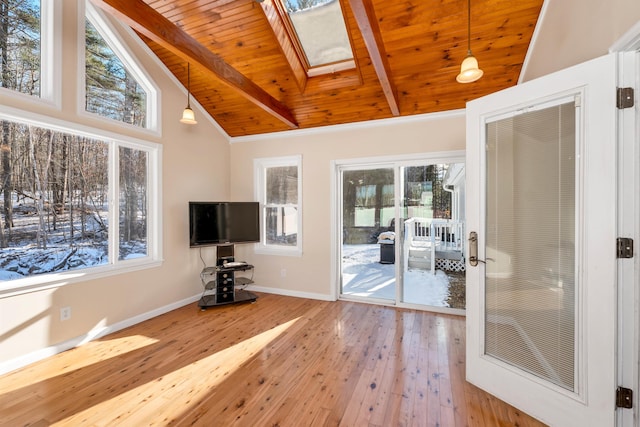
189;201;260;247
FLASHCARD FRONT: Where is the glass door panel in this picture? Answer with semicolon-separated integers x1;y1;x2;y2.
485;102;576;389
399;163;466;309
340;167;395;301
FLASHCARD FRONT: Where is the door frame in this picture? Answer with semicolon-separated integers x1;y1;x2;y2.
330;150;465;314
610;23;640;426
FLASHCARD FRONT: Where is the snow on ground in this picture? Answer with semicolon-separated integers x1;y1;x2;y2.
0;204;147;281
341;244;451;307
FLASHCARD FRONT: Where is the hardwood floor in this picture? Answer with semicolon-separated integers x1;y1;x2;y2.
0;293;547;426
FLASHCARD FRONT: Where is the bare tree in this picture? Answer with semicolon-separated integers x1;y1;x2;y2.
1;2;13;237
27;126;46;248
284;0;326;12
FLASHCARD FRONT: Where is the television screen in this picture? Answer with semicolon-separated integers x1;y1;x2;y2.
189;202;260;247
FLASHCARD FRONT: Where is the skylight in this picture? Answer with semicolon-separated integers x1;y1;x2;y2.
283;0;354;72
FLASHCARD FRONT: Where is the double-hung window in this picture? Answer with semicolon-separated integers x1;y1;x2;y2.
255;155;302;256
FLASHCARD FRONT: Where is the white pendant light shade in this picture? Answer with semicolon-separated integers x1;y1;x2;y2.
180;106;197;124
456;53;483;83
180;63;197;124
457;0;483;84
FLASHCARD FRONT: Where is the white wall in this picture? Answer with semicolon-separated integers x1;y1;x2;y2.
522;0;640;81
229;113;466;299
0;0;230;371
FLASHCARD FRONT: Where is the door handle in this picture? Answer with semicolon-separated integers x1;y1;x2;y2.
468;231;492;266
468;231;478;266
468;231;481;266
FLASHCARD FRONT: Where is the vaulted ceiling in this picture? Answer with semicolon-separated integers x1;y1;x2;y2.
90;0;544;137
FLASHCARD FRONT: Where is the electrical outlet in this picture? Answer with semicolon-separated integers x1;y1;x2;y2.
280;268;287;278
60;306;71;321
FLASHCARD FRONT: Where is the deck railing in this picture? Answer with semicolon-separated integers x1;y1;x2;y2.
403;218;465;274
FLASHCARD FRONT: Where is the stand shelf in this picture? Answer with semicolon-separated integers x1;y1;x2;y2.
198;263;257;309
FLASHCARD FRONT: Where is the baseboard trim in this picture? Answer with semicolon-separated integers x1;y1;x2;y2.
247;285;335;302
0;294;201;376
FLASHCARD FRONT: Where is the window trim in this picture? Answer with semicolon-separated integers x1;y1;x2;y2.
254;155;303;257
42;0;62;106
79;0;161;136
0;105;163;299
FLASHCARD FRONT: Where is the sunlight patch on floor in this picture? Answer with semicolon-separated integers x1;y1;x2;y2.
55;317;300;426
0;334;159;394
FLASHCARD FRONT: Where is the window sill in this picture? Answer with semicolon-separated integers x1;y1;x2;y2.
254;245;302;258
0;258;163;299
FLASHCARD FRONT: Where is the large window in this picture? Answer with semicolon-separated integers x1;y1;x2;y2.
0;1;161;296
0;0;41;97
255;156;302;256
0;114;161;293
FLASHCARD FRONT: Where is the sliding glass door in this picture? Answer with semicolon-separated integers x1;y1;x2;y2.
337;155;465;311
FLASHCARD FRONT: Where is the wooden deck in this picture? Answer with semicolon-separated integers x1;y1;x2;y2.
0;293;546;426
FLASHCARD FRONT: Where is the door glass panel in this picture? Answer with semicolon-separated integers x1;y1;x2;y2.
341;168;395;301
400;164;466;308
485;101;576;390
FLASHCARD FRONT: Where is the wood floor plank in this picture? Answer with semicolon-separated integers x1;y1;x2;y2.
0;293;548;426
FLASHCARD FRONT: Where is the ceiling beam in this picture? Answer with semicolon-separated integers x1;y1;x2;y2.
347;0;400;116
89;0;298;129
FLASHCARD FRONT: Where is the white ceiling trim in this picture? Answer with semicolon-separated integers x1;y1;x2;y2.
229;108;465;144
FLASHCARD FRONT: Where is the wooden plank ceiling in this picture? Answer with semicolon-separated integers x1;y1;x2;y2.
90;0;544;137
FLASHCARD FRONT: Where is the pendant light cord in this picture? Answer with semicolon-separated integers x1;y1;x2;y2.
467;0;472;55
187;63;191;108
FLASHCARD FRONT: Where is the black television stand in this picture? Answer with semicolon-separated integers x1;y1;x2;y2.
198;245;258;310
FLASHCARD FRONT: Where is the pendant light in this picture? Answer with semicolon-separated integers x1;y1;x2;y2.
180;63;197;124
456;0;483;83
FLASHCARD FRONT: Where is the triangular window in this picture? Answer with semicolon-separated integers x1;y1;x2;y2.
84;5;156;129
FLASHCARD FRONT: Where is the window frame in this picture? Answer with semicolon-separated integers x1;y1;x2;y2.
0;106;163;299
278;0;355;75
80;1;161;136
254;155;303;257
260;0;358;92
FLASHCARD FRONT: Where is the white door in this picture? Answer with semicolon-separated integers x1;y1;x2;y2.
466;53;618;426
